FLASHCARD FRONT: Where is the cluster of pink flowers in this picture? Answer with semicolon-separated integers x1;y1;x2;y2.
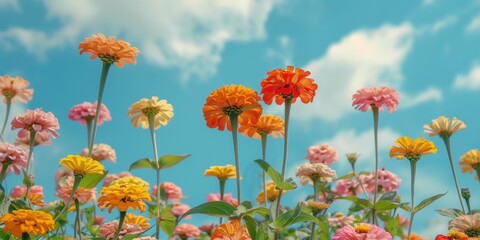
206;192;238;206
174;223;201;239
171;203;191;219
56;175;96;204
306;143;338;165
10;185;45;206
152;182;183;201
0;142;28;175
99;220;142;239
68;101;111;125
14;133;52;147
363;168;401;193
334;176;366;196
103;171;132;187
11;108;60;140
80;143;117;163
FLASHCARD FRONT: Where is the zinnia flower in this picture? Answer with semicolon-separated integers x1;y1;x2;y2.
334;176;364;196
68;101;112;125
204;165;237;181
306;143;338;165
125;213;150;230
332;223;393;240
206;193;238;207
99;220;143;240
295;162;337;185
256;182;284;204
59;154;104;176
0;142;28;175
459;149;480;179
98;181;151;213
10;185;45;207
56;176;96;205
203;84;262;131
152;181;183;201
0;75;33;104
79;33;139;67
11;108;60;139
199;223;217;235
238;114;284;138
389;136;437;161
14;132;52;147
0;209;54;237
174;224;201;239
211;220;251;240
128;96;174;129
260;66;317;105
424;116;466;138
363;168;402;193
352;86;400;112
80;143;117;163
103;171;132;187
328;212;355;228
110;175;149;188
406;233;428;240
449;213;480;237
435;229;468;240
171;203;191;219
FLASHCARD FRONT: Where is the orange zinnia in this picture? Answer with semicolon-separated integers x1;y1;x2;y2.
260;66;317;105
238;114;284;139
211;220;251;240
79;33;139;67
203;84;262;131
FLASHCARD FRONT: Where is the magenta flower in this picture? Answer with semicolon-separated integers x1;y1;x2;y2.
306;143;338;165
11;108;60;139
68;101;111;125
99;220;142;239
174;224;201;239
152;182;183;201
0;142;28;175
206;192;238;206
352;86;400;112
332;223;392;240
80;143;116;163
363;168;401;193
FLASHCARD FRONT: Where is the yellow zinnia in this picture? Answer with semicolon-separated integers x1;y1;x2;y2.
389;137;437;161
59;155;104;176
204;165;237;181
0;209;54;237
98;182;151;213
255;182;286;204
128;96;174;129
110;176;150;189
423;116;466;137
459;149;480;178
125;213;150;230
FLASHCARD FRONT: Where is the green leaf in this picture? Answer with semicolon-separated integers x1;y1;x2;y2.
79;171;108;188
374;200;399;211
179;201;236;221
254;159;283;184
436;208;464;218
22;168;34;187
414;192;447;213
243;215;257;240
399;203;411;212
129;158;156;171
158;154;191;169
379;191;397;201
160;205;176;237
276;179;297;191
9;199;30;212
274;207;302;228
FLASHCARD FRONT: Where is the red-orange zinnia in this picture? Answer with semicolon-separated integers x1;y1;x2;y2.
260;66;317;105
203;84;262;131
79;33;139;67
238;114;284;139
211;220;251;240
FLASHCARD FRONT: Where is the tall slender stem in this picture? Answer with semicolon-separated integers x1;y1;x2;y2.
25;130;36;175
54;174;82;221
310;179;319;240
147;114;161;240
219;179;226;224
261;134;268;207
229;114;241;203
88;62;112;157
74;199;82;240
114;211;127;240
441;137;466;214
407;159;417;240
86;119;93;149
371;106;379;225
0;96;12;139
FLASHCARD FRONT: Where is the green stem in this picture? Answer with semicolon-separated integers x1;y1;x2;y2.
261;134;268;207
407;159;417;240
54;174;82;221
88;62;112;157
147;114;161;240
371;106;379;225
21;232;29;240
219;179;226;224
0;163;9;184
86;119;93;150
351;165;369;200
441;137;466;214
274;98;292;240
0;96;12;139
310;179;319;240
74;199;82;240
229;114;241;203
25;130;36;175
114;211;127;240
476;168;480;188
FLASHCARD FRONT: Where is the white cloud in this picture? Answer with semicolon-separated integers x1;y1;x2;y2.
466;14;480;32
431;15;457;33
0;0;277;81
400;87;442;108
0;0;19;11
453;62;480;90
422;0;435;6
266;35;293;66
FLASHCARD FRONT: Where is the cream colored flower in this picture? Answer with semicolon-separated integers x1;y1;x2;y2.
424;116;466;137
128;96;173;129
449;213;480;237
296;162;337;185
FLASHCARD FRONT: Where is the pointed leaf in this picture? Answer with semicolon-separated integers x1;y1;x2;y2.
79;171;108;188
399;203;411;212
374;200;399;211
243;215;257;240
178;201;236;221
414;192;447;213
274;207;302;228
379;191;397;201
276;180;297;191
158;154;191;169
129;158;156;171
435;208;464;218
255;159;283;184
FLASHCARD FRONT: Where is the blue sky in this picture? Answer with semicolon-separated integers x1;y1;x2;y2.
2;0;480;238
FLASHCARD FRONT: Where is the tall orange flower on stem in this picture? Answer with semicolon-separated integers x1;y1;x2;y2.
260;66;317;239
79;33;139;157
203;84;262;203
239;114;284;207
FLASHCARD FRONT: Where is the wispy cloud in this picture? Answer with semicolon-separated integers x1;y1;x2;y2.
466;13;480;33
453;61;480;90
400;87;442;108
0;0;279;82
0;0;19;11
266;35;293;66
431;15;458;33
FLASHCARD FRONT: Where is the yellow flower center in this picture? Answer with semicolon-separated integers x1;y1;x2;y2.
354;224;371;233
448;229;468;238
307;200;329;211
334;212;344;218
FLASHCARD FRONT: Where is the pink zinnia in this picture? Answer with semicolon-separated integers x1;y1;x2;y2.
10;185;45;207
94;215;106;226
11;108;60;139
306;143;338;165
152;182;183;201
103;171;132;187
335;178;363;196
352;86;400;112
14;132;52;147
328;212;355;228
80;143;117;163
363;168;401;193
55;168;73;189
332;223;393;240
56;176;96;204
206;193;238;207
171;203;191;219
99;220;142;240
0;142;28;175
0;75;33;104
199;223;217;234
68;101;112;125
174;224;201;239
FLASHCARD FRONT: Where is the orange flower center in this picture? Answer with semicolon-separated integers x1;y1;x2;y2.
354;224;371;233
